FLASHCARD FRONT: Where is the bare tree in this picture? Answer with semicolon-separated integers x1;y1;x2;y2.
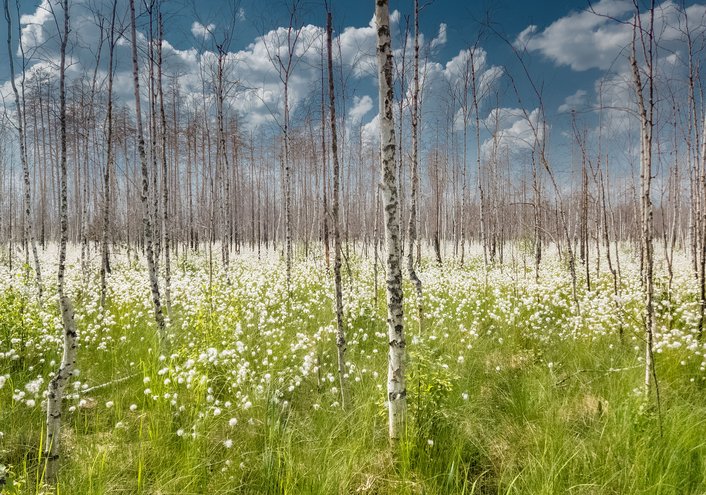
326;8;347;409
100;0;119;308
44;0;78;483
375;0;406;443
631;0;659;402
407;0;423;331
129;0;166;334
262;0;305;287
4;0;43;301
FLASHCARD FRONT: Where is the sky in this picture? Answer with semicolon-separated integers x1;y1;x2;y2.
1;0;706;180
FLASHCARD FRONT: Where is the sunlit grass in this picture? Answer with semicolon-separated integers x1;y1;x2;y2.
1;245;706;493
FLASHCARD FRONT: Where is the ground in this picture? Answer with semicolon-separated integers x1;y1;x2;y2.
1;244;705;494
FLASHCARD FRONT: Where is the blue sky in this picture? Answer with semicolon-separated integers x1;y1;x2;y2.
1;0;705;180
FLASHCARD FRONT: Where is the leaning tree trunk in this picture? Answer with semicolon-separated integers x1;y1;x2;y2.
129;0;165;335
375;0;406;443
44;0;77;483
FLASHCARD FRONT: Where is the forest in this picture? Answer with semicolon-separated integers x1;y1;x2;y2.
1;0;706;492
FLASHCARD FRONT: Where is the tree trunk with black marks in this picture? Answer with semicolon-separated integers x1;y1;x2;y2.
326;11;348;409
375;0;406;443
100;0;117;308
407;0;423;331
4;0;43;301
129;0;165;336
44;0;77;483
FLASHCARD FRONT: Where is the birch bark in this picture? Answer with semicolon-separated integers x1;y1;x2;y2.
375;0;406;442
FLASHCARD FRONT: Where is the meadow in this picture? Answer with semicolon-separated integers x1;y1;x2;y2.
1;245;706;494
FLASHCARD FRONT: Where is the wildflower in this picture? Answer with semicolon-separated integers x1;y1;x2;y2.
223;439;233;448
106;401;114;408
130;404;138;412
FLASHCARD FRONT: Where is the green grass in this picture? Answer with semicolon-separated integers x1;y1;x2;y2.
1;250;706;494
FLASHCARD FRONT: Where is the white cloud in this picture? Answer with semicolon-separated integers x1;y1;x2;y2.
514;0;633;71
19;0;53;55
361;113;380;146
4;0;503;141
349;95;374;123
516;0;706;72
430;23;447;50
558;89;588;113
191;21;215;39
481;107;542;160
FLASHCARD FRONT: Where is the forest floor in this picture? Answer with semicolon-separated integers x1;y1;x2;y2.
1;245;706;494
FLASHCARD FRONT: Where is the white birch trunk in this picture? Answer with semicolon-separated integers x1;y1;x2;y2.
3;0;43;301
129;0;165;335
407;0;423;331
326;11;348;409
44;0;77;483
375;0;406;442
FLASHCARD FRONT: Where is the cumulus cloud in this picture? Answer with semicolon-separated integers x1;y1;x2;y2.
430;23;447;50
513;0;633;71
481;107;543;160
4;0;504;140
558;89;588;113
349;95;374;123
191;21;215;39
515;0;706;72
19;0;53;55
361;113;380;146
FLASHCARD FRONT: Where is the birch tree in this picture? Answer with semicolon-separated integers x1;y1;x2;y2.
407;0;423;330
4;0;43;301
44;0;78;483
326;9;347;409
375;0;406;443
130;0;166;335
630;0;659;397
100;0;118;308
262;0;304;287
